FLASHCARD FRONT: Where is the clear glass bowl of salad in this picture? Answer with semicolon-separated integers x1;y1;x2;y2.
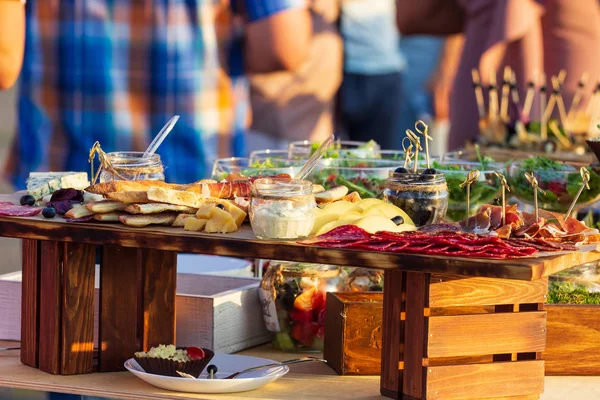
433;160;503;221
507;157;600;213
289;139;381;159
248;149;310;163
308;158;403;198
210;157;304;181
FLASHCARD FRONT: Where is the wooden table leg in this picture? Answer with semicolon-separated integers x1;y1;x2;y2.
21;239;40;367
38;241;95;375
380;270;404;398
98;246;141;372
380;272;548;400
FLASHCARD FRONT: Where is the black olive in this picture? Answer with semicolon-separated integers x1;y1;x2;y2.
42;207;56;219
394;167;409;174
216;204;225;210
369;285;383;292
422;168;437;175
20;194;36;206
391;215;404;225
280;282;300;310
207;364;218;378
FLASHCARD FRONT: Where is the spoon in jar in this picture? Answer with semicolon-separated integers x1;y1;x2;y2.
176;357;326;380
294;135;334;181
143;115;180;158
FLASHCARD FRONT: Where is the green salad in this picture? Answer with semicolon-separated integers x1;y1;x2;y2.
211;158;301;181
310;140;380;159
433;150;501;221
547;281;600;305
508;156;600;212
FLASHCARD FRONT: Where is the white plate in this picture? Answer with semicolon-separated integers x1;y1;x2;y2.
124;354;289;394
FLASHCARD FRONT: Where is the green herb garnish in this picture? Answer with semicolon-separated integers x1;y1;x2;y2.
547;281;600;305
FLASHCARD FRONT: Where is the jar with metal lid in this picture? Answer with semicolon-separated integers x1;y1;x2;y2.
383;172;448;227
259;262;345;352
99;152;165;182
249;178;316;240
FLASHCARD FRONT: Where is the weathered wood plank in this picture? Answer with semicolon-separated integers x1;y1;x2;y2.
20;239;39;367
545;304;600;375
429;275;548;307
38;241;62;374
425;360;545;400
60;243;95;375
0;216;597;281
380;270;404;398
140;249;177;350
99;246;142;372
427;312;547;358
402;272;428;399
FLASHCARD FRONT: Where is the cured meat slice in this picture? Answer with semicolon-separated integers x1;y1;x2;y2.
0;202;42;217
418;223;462;234
460;208;492;234
299;225;371;245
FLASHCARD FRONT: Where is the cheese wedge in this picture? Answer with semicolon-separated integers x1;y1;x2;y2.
184;217;208;232
196;203;216;219
205;207;238;234
86;200;129;214
172;213;196;227
65;204;94;219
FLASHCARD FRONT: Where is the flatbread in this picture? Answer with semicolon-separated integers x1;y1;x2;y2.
106;191;149;203
125;203;198;215
93;212;125;222
86;200;129;213
118;213;178;228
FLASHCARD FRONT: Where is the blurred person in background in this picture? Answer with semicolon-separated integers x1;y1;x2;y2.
396;0;600;150
338;0;406;149
247;0;343;151
0;1;24;90
3;0;312;188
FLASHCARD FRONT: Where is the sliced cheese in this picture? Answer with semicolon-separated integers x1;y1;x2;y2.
26;171;89;200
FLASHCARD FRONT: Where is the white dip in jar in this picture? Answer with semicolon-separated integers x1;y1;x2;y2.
250;178;316;240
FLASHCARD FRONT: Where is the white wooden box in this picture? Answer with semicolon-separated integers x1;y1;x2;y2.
0;270;270;353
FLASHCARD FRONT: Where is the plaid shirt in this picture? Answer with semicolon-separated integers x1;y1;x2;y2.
5;0;304;188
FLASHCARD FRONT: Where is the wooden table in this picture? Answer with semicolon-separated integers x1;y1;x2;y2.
1;216;599;400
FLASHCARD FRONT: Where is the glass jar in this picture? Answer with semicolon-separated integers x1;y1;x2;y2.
259;262;346;352
249;178;316;240
383;172;448;227
99;152;165;182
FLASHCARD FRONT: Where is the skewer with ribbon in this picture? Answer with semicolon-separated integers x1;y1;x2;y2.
460;169;480;218
415;120;432;169
494;171;511;226
401;137;414;169
566;167;591;217
524;172;546;221
405;130;422;173
523;79;536;120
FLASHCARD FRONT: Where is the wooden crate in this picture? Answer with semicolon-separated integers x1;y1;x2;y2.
323;292;384;375
0;270;269;356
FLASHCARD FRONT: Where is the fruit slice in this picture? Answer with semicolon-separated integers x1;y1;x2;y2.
353;215;417;234
357;198;385;210
337;212;363;224
311;208;341;235
290;322;319;346
196;203;215;219
293;287;317;311
186;346;206;360
288;308;313;323
315;220;348;236
184;217;208;232
274;332;295;351
314;186;349;203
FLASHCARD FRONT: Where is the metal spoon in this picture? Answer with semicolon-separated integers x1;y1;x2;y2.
176;357;326;380
143;115;180;157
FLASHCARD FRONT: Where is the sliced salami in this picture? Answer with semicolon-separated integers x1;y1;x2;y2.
0;202;42;217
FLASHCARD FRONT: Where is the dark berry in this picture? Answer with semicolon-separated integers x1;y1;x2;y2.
216;204;225;210
391;215;404;225
369;285;383;292
20;195;36;206
394;167;409;174
206;364;218;378
42;207;56;219
422;168;437;175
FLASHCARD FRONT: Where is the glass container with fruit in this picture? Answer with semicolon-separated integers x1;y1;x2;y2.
259;262;345;352
382;167;448;227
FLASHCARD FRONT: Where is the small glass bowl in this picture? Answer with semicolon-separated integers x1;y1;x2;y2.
99;152;164;182
211;157;304;181
288;140;381;159
434;160;503;221
248;149;311;163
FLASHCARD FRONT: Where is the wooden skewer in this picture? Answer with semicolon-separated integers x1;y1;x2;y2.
500;66;511;122
567;72;588;118
566;167;591;217
585;82;600;116
460;170;480;218
510;71;520;108
523;80;536;120
524;172;546;222
493;171;510;226
557;69;567;88
548;120;572;149
540;73;548;140
471;69;486;120
552;77;570;136
405;130;422;173
542;76;557;122
415;120;432;169
489;72;499;121
588;83;600;136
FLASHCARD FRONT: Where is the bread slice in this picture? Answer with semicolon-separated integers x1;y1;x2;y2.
341;191;361;203
118;213;177;228
86;200;129;213
65;204;95;219
125;203;197;215
86;180;186;195
106;191;149;203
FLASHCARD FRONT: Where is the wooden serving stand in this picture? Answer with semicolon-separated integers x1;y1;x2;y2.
1;216;599;400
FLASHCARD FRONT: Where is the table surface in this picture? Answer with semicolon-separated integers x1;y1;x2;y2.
0;342;599;400
1;215;599;281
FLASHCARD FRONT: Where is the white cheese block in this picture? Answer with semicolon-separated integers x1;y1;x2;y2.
26;171;89;199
